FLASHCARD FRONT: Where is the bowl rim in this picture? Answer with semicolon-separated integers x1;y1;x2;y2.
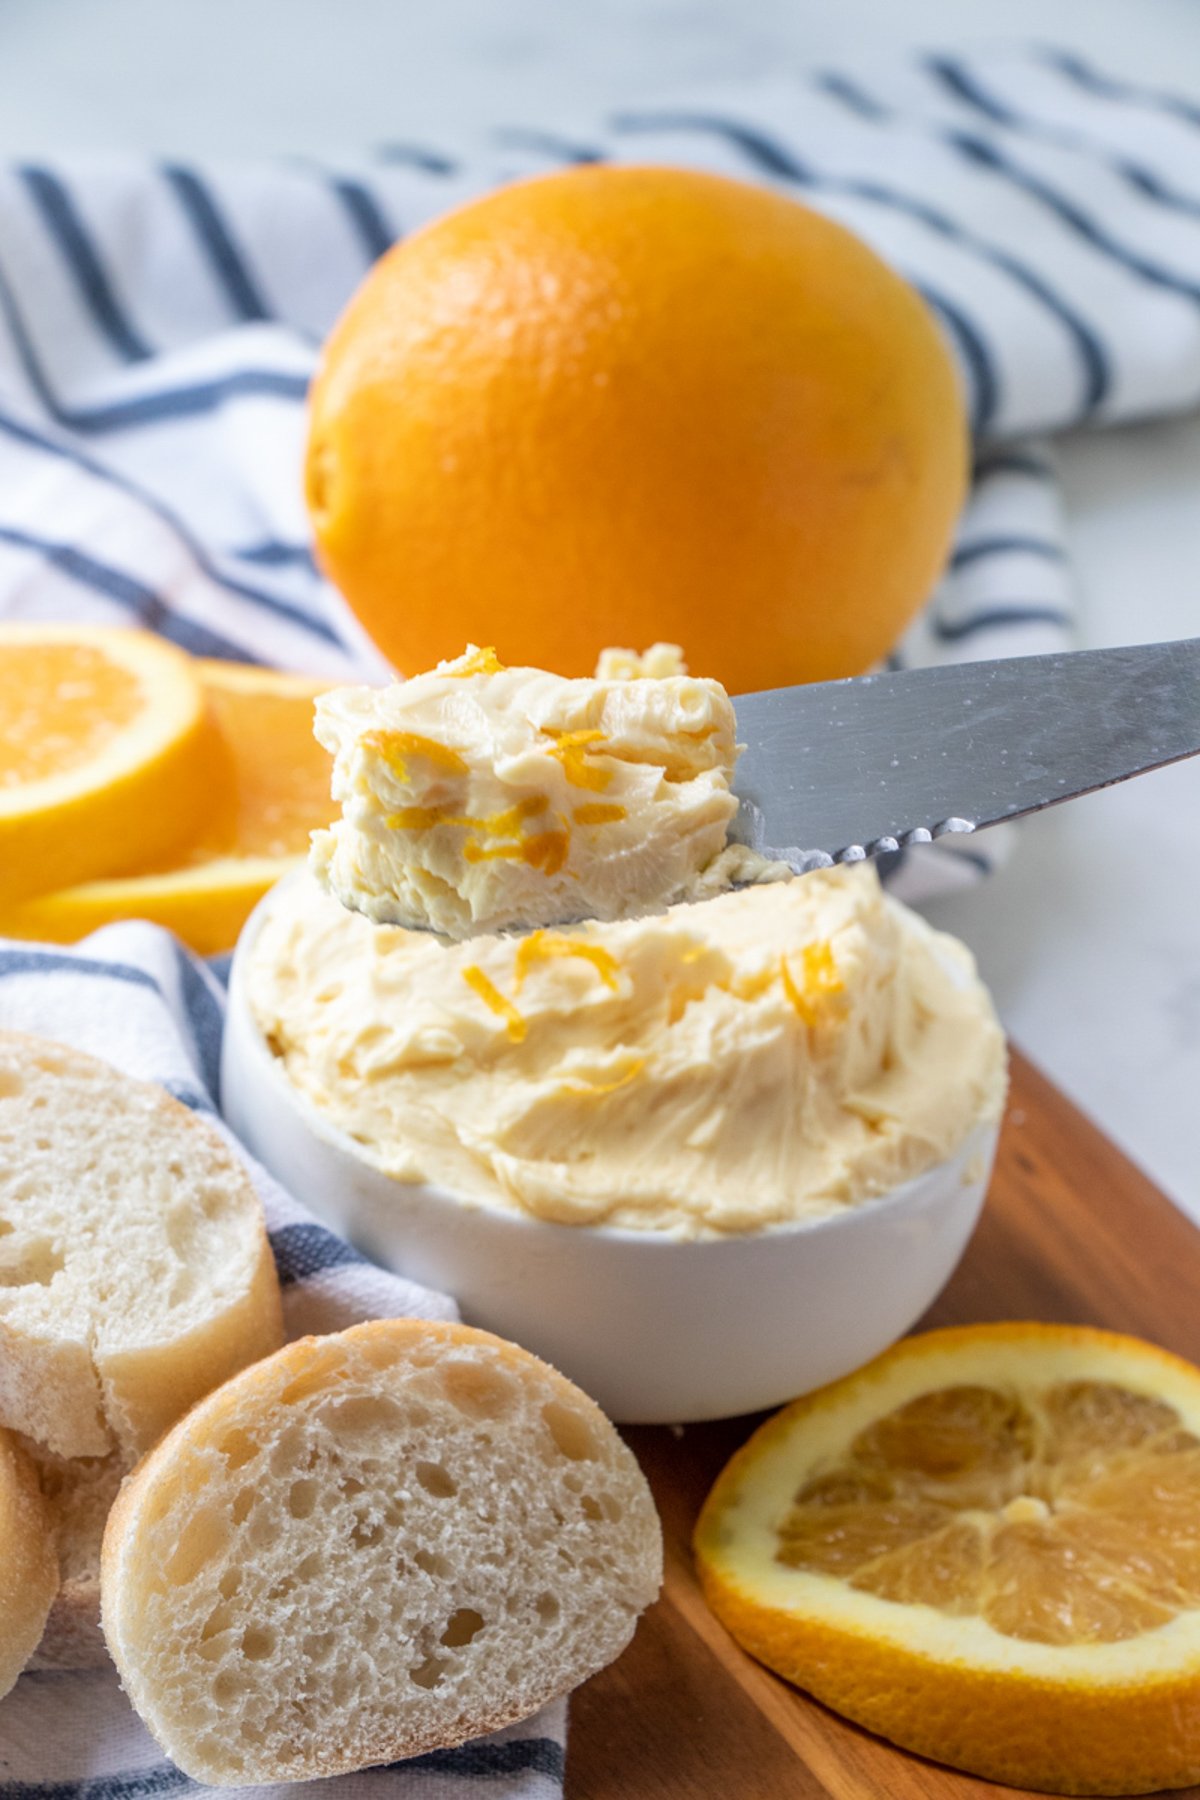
228;871;1001;1254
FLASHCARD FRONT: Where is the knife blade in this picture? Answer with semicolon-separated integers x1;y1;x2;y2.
730;638;1200;873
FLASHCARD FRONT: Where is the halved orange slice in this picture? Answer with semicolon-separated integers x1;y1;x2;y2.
695;1323;1200;1795
0;661;337;954
0;624;211;904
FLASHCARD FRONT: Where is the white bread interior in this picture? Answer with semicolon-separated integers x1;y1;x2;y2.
0;1031;284;1459
0;1427;58;1698
102;1318;662;1785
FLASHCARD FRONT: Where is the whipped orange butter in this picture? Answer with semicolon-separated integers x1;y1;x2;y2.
247;864;1006;1238
310;644;774;939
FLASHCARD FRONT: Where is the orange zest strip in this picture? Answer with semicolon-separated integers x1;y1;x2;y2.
559;1057;645;1098
365;730;469;782
390;795;550;835
472;796;548;836
387;795;548;835
446;646;504;677
781;941;845;1025
573;803;627;826
461;966;527;1043
513;930;620;992
520;830;571;875
540;726;613;792
733;965;777;1003
780;953;810;1022
462;828;570;875
462;841;522;863
385;806;445;831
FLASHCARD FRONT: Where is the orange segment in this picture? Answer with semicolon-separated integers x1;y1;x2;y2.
171;662;336;866
0;661;338;955
695;1323;1200;1794
1;640;142;786
777;1378;1200;1644
0;624;211;904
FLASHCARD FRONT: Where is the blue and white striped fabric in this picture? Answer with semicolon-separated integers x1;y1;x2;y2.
0;41;1197;1797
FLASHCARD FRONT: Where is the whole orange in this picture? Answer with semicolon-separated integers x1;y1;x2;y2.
306;165;967;694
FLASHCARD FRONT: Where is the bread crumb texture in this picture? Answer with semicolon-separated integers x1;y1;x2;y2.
102;1319;662;1785
0;1031;283;1459
0;1428;58;1698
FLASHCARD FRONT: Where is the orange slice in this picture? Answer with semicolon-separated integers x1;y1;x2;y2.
0;624;211;904
695;1323;1200;1795
0;662;337;955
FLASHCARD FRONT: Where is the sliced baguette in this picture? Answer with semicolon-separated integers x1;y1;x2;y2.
23;1438;127;1669
0;1031;284;1459
102;1318;663;1785
0;1427;58;1698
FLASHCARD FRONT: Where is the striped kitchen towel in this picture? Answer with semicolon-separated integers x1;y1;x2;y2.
0;41;1198;1800
0;924;568;1799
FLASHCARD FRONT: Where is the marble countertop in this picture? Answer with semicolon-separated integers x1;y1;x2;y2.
3;0;1198;1217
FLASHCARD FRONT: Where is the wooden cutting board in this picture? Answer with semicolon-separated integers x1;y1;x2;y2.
566;1049;1200;1800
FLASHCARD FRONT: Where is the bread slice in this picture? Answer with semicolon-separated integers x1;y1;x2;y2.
0;1031;283;1459
23;1438;127;1669
101;1318;663;1785
0;1427;58;1699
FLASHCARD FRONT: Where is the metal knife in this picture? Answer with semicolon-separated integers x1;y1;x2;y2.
730;638;1200;873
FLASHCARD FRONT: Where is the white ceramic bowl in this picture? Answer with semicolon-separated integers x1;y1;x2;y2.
224;885;999;1424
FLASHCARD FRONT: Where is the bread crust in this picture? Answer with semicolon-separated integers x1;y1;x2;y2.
102;1318;662;1784
0;1429;59;1697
